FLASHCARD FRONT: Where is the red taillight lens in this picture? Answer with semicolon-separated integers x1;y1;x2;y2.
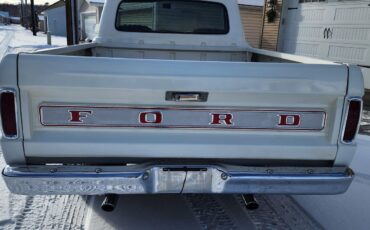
342;99;362;143
1;91;18;138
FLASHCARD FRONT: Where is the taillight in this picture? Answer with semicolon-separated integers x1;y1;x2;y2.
0;89;18;139
342;98;362;143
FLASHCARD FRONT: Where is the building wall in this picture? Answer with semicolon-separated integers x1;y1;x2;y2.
0;16;10;24
0;11;10;24
239;5;263;48
260;0;282;51
45;6;66;36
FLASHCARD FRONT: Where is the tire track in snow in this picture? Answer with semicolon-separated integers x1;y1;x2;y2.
235;195;323;230
4;195;90;230
1;150;90;230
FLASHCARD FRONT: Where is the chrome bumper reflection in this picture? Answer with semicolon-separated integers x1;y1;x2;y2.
2;164;354;195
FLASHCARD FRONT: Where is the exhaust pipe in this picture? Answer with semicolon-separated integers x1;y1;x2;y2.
101;194;119;212
242;194;259;210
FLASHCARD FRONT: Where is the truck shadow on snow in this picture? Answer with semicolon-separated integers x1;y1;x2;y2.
88;194;322;230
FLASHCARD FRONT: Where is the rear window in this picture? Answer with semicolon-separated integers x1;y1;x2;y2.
115;0;229;34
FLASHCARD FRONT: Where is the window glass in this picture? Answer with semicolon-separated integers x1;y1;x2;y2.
116;0;229;34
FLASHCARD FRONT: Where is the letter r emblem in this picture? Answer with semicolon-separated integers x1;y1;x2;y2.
210;113;233;125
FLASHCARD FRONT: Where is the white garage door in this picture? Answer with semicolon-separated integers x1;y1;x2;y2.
280;0;370;66
83;13;97;40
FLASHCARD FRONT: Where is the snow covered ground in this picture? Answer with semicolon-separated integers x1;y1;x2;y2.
360;109;370;135
293;135;370;230
0;24;66;60
1;23;370;230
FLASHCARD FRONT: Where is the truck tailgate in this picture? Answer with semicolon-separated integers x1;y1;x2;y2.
17;54;348;163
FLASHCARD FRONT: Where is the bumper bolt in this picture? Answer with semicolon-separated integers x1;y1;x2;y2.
50;168;57;173
142;171;149;180
221;172;228;180
306;169;314;174
95;168;103;173
266;169;273;174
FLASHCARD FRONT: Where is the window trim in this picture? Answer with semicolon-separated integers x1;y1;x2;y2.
114;0;230;35
299;0;327;4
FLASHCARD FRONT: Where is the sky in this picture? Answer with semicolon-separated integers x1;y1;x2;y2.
0;0;58;5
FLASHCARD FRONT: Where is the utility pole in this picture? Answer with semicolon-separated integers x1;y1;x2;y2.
65;0;79;45
30;0;36;36
25;0;28;16
20;0;24;26
24;0;28;28
73;0;79;43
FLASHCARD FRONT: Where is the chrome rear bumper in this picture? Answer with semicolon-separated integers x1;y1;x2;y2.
2;164;354;195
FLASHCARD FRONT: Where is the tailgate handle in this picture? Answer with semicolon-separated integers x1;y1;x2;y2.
166;91;208;102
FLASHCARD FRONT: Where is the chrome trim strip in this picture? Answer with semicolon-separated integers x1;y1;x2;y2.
341;97;363;145
0;88;19;140
2;165;354;195
39;105;327;131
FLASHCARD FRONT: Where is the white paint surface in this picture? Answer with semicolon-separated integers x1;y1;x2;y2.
361;67;370;90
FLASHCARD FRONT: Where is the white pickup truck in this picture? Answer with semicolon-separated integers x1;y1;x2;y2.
0;0;364;197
